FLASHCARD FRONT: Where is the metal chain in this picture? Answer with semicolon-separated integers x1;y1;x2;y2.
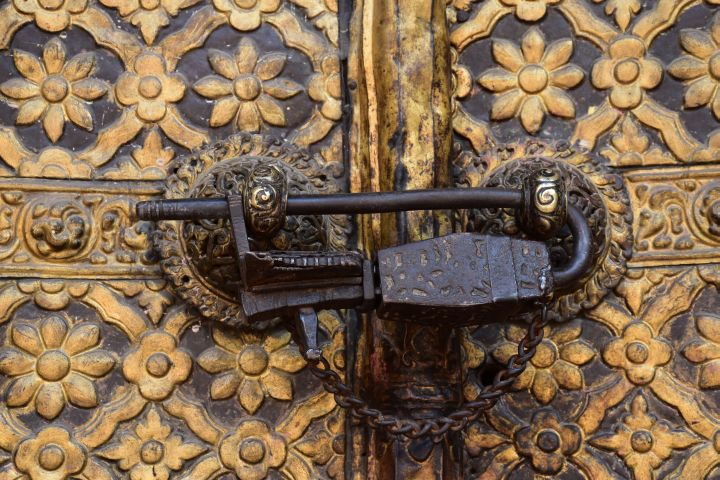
306;303;550;441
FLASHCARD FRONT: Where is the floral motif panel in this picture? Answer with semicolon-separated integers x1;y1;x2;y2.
449;0;720;478
0;0;345;479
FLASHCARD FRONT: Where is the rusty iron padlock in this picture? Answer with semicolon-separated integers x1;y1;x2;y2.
136;164;591;358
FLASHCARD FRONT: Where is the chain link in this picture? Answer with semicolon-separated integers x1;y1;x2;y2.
306;304;550;441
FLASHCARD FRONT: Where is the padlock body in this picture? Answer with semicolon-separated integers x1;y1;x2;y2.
376;234;552;326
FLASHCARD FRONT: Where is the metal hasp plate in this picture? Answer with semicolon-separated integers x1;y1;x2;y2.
376;233;552;326
240;250;373;322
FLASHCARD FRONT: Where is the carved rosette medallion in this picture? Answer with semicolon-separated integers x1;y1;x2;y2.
454;140;633;319
156;133;348;328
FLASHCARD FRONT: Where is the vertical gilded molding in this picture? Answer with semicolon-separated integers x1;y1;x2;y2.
349;0;459;478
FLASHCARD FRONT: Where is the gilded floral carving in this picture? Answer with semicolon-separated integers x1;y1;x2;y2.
591;395;699;480
123;330;192;400
683;312;720;389
212;0;281;31
99;0;201;44
478;27;584;134
11;0;87;32
0;38;107;143
99;407;206;479
0;314;114;420
600;116;675;167
308;54;342;121
198;327;305;414
593;0;642;31
493;321;595;404
193;38;303;132
27;199;89;259
14;427;94;479
218;419;287;480
498;0;560;22
668;14;720;120
591;35;662;109
603;321;672;385
514;410;583;475
116;51;186;124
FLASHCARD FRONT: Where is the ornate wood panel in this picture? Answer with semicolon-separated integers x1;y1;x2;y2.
0;1;347;479
444;1;720;478
3;0;720;479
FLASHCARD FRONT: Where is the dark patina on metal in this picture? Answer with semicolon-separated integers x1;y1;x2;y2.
136;164;593;440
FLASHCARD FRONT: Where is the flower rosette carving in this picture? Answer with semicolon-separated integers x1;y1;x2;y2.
99;407;206;479
193;38;303;132
478;27;584;134
116;50;186;125
591;35;662;109
155;133;347;327
122;329;192;400
455;140;633;320
13;426;113;480
198;327;305;414
514;409;583;475
669;14;720;120
604;321;672;385
492;321;595;404
219;418;287;479
11;0;88;32
0;314;115;419
592;395;699;479
0;38;107;143
213;0;281;31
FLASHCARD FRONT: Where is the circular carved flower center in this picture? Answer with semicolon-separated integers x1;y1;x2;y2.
38;444;65;471
518;65;549;94
146;352;172;377
234;0;258;7
38;0;64;10
614;59;640;84
713;431;720;453
710;54;720;81
239;438;266;464
140;440;165;464
234;75;262;101
140;0;160;9
139;76;163;99
536;429;561;453
239;346;269;376
36;350;71;381
41;76;69;103
530;341;557;369
631;430;654;453
625;341;649;364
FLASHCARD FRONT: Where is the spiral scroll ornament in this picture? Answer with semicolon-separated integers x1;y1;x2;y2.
519;166;567;240
155;134;349;328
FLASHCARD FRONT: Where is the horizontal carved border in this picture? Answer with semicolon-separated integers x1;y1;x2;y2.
0;179;163;278
625;166;720;267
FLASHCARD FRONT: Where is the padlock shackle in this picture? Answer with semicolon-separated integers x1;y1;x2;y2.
553;204;593;289
135;187;522;220
136;187;593;290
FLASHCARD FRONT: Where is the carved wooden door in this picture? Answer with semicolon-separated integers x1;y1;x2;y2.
1;0;719;479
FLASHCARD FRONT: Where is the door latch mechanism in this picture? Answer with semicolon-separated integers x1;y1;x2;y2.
136;165;592;439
